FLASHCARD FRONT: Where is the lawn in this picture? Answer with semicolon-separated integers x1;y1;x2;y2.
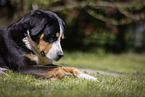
56;51;145;75
0;52;145;97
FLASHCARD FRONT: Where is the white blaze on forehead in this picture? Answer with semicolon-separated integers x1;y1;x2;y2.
59;24;63;38
57;21;64;41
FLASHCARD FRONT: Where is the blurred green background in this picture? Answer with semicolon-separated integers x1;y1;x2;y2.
0;0;145;53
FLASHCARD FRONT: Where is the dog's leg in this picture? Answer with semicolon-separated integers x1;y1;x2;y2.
19;65;72;80
43;66;99;81
61;67;99;81
19;65;99;81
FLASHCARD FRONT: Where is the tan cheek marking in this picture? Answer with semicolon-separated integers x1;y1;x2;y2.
44;43;52;54
37;34;52;55
38;40;52;54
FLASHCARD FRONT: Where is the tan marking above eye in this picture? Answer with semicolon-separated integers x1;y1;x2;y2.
56;32;59;38
62;35;64;39
56;32;65;39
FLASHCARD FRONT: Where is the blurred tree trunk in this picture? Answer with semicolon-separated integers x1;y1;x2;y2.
0;0;14;27
115;25;127;53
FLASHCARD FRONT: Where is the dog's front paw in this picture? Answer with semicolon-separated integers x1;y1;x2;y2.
44;67;72;80
62;67;99;82
77;73;99;82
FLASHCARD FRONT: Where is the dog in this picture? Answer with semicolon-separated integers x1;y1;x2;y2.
0;10;98;81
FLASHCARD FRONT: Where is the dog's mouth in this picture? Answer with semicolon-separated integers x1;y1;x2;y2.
54;51;64;61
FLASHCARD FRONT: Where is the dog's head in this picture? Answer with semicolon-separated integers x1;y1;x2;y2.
21;10;65;61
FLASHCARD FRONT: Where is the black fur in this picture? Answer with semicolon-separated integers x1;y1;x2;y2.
0;10;65;74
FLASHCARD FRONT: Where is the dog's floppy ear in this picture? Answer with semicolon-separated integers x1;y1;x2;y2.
29;10;50;36
30;18;48;36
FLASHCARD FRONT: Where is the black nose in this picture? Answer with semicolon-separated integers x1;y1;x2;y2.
57;51;64;58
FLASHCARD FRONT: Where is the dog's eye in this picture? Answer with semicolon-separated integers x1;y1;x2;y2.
49;35;57;43
51;35;55;38
41;51;46;57
43;34;57;43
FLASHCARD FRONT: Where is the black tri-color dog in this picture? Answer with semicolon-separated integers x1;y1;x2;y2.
0;10;98;81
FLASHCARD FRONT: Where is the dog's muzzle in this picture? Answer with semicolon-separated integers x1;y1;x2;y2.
46;40;64;61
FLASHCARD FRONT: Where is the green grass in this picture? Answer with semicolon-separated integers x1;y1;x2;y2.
56;51;145;75
0;52;145;97
0;71;144;97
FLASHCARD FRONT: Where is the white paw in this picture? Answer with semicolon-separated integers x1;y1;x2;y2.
77;73;99;82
